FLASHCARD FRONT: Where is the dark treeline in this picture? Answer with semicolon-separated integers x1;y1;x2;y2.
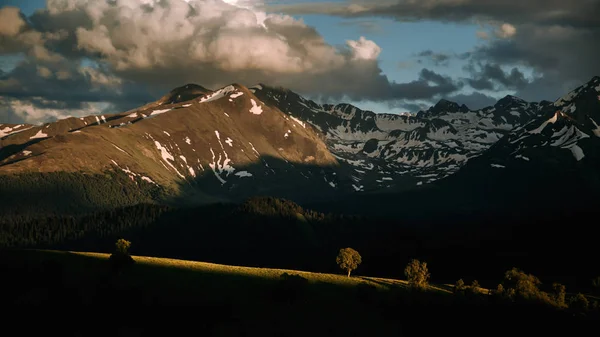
1;196;599;294
0;203;170;248
0;171;165;215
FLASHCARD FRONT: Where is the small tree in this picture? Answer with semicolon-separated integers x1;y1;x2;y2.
336;248;362;277
115;239;131;255
569;293;589;312
404;259;430;289
454;279;467;294
552;283;567;308
463;279;482;298
109;238;134;274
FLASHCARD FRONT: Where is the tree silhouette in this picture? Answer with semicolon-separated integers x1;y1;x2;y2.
336;248;362;277
109;238;134;274
454;279;466;294
115;238;131;255
404;259;430;289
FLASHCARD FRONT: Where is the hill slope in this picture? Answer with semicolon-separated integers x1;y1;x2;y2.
0;84;341;212
0;249;593;336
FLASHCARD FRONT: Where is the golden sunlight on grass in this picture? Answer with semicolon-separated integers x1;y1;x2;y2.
72;251;419;290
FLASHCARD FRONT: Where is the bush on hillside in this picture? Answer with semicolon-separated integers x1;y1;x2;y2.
404;259;430;289
467;280;481;295
454;279;467;294
569;293;589;313
552;283;567;308
502;268;558;308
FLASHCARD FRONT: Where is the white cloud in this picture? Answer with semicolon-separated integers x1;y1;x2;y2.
347;36;381;60
70;0;366;76
1;97;110;125
495;23;517;38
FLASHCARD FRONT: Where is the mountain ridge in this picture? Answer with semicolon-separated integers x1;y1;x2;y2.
1;76;599;214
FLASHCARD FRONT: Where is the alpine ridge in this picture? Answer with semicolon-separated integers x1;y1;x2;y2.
251;83;548;189
1;76;599;214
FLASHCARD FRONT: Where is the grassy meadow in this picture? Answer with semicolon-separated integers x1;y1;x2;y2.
0;249;594;337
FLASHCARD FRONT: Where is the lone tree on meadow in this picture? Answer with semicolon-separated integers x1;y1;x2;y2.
404;259;430;289
115;238;131;255
109;238;134;274
336;247;362;277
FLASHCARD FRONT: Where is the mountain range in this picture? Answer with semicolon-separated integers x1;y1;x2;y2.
1;76;599;215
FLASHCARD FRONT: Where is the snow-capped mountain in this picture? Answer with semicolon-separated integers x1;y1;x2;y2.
2;76;599;213
496;76;600;164
0;83;342;210
251;84;547;189
455;75;600;170
430;76;600;212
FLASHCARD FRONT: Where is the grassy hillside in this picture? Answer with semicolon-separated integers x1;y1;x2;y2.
1;249;596;336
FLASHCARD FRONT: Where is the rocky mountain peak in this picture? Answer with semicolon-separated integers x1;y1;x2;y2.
159;83;212;105
430;99;465;114
495;95;526;109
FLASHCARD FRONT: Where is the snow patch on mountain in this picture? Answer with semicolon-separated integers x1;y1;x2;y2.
250;99;263;115
589;118;600;137
290;116;306;128
208;147;235;184
200;85;235;103
375;115;423;131
112;144;127;154
550;126;589;147
1;124;31;138
29;130;48;140
529;112;558;134
235;171;253;178
149;109;173;117
568;144;585;161
154;141;184;178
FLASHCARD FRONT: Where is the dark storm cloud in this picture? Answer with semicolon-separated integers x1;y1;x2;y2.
416;50;452;66
268;0;600;102
463;63;529;91
266;1;600;28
